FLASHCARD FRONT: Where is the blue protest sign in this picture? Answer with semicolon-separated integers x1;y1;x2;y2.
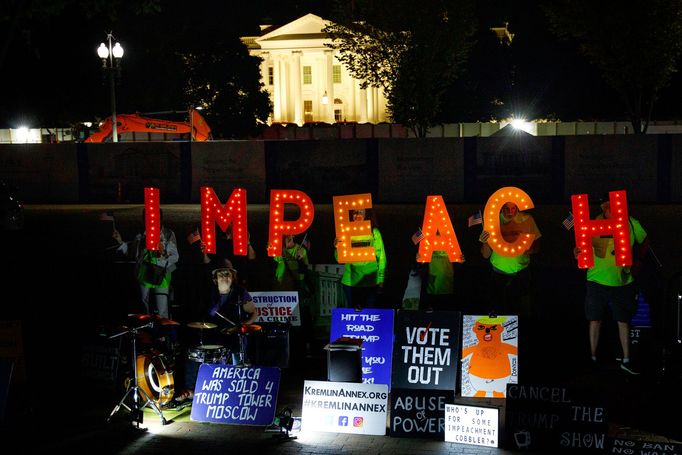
330;308;394;388
190;364;280;425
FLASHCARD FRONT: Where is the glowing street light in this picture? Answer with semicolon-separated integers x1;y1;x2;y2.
97;32;124;142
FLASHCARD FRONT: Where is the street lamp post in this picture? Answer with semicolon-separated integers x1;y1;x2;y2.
97;32;124;142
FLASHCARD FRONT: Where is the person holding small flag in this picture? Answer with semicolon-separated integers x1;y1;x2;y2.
479;202;541;319
112;208;179;320
334;208;387;310
573;196;649;375
272;233;315;357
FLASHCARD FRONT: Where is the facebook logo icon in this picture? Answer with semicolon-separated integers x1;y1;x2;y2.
338;416;349;426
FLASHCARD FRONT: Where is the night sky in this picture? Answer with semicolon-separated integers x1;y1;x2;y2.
1;0;681;129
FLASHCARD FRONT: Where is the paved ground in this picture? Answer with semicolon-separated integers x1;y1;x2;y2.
2;338;681;455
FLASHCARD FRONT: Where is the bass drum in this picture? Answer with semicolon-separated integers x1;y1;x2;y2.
136;352;174;406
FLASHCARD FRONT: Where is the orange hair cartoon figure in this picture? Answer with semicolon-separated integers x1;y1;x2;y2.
461;316;518;398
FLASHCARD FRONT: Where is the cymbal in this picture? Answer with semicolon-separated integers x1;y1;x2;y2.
128;313;180;326
221;324;262;335
187;322;217;330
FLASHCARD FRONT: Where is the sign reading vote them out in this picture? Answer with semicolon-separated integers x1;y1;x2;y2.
391;310;460;390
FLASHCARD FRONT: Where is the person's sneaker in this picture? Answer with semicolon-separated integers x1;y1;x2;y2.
620;360;640;375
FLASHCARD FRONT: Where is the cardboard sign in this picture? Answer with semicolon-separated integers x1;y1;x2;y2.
460;315;519;398
330;308;394;387
190;364;280;425
301;380;388;435
251;291;301;326
389;388;453;439
605;439;682;455
444;404;499;447
505;383;608;452
391;310;460;390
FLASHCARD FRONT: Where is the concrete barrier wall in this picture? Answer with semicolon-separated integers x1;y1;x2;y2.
0;135;681;203
191;141;266;203
0;143;79;202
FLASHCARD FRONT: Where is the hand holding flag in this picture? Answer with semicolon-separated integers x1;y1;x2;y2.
99;211;115;222
467;210;483;228
562;212;574;230
187;229;201;245
411;227;425;245
99;211;116;230
301;232;311;251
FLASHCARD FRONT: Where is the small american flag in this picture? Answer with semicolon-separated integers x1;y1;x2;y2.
301;237;311;250
187;230;201;245
411;227;425;245
99;211;115;222
467;210;483;227
562;212;574;230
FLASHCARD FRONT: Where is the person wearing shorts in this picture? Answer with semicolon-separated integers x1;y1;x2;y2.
575;199;647;375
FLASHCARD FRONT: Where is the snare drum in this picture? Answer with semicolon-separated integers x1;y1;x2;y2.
136;352;174;406
187;344;229;364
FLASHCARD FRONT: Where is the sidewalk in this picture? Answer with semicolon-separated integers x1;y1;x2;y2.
2;341;680;455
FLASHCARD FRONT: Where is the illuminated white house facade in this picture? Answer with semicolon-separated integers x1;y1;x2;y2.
241;13;389;125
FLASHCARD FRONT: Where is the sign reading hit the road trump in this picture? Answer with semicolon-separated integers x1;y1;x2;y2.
445;404;499;447
301;380;389;435
330;308;394;387
190;364;280;425
250;291;301;326
391;310;461;390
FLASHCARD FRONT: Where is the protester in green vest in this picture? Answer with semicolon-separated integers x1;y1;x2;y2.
272;233;314;356
334;208;387;309
479;202;541;319
573;198;648;375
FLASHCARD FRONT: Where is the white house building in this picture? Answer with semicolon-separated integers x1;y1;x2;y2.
241;13;389;126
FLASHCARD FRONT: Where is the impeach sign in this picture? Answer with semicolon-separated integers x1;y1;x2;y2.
190;364;280;426
250;291;301;326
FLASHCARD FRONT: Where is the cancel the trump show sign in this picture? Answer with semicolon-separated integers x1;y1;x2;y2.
391;310;461;390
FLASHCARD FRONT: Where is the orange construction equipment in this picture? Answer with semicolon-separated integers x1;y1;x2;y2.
85;108;211;142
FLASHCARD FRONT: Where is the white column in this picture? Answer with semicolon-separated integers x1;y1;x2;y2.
325;50;334;123
358;82;368;123
292;51;303;126
281;56;290;123
346;67;354;122
367;85;375;123
273;54;282;122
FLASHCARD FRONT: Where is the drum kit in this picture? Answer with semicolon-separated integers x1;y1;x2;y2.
108;312;262;425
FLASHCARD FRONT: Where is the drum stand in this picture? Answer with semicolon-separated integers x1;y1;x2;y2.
235;332;249;367
107;322;167;427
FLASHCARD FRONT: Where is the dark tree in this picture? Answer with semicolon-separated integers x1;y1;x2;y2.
544;0;682;133
181;36;272;139
324;0;476;137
